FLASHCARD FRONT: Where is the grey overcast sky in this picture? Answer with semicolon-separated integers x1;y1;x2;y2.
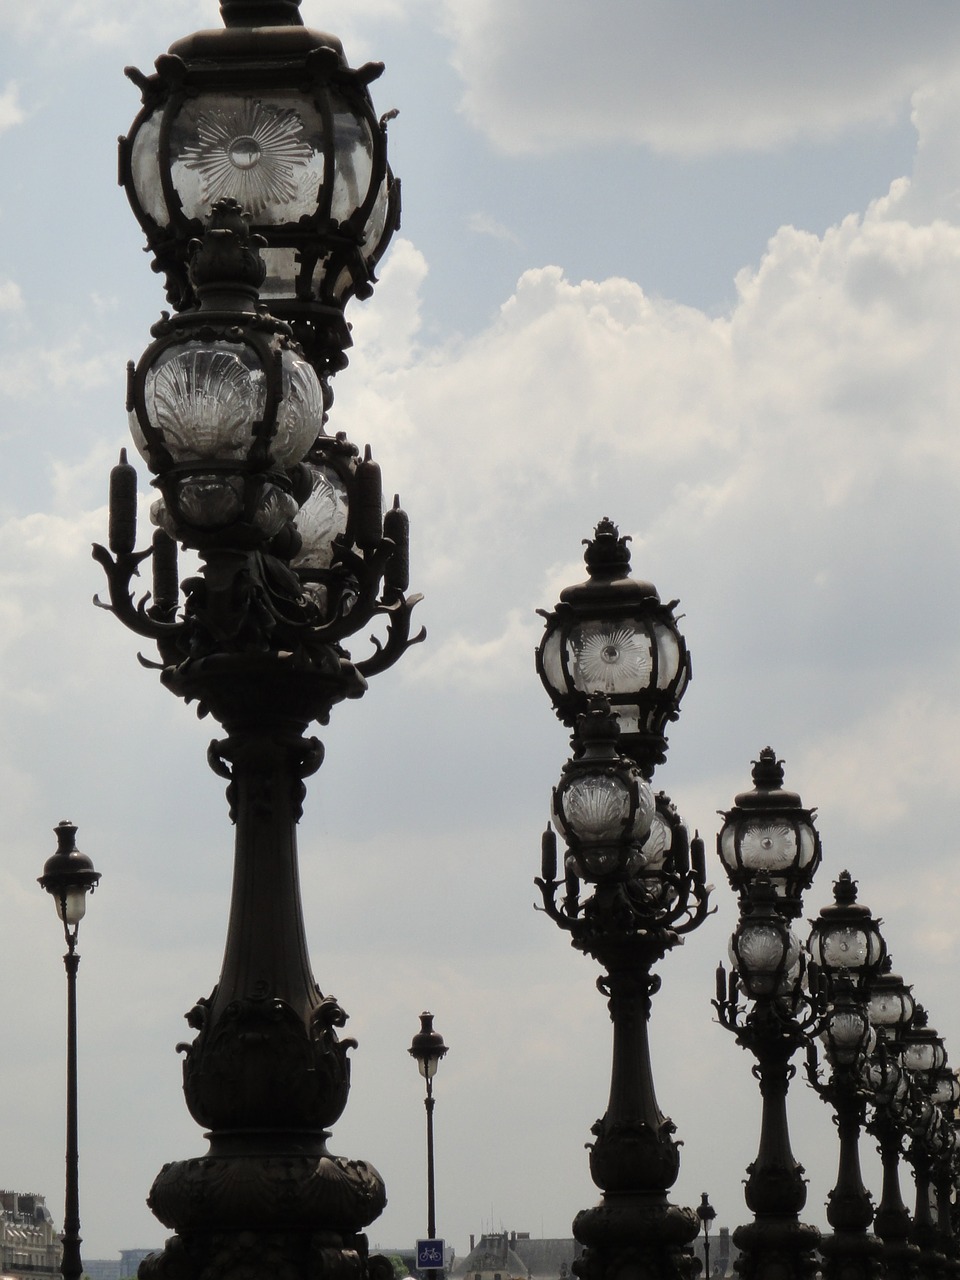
2;0;960;1261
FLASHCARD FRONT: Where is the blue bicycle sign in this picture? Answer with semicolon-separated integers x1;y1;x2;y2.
416;1239;445;1270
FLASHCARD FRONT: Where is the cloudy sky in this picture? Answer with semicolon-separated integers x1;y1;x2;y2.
2;0;960;1263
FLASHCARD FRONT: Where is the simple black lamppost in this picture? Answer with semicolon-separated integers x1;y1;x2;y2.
409;1013;448;1268
535;521;709;1280
38;821;101;1280
95;5;421;1279
696;1195;716;1278
714;751;823;1280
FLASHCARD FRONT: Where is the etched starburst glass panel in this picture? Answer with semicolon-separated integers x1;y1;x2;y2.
816;925;868;970
568;619;652;695
903;1042;937;1073
292;465;349;569
331;94;374;224
870;988;912;1028
739;822;798;872
138;341;266;463
170;94;325;224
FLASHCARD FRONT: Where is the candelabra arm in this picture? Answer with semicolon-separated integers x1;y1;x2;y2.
92;542;185;642
354;589;426;679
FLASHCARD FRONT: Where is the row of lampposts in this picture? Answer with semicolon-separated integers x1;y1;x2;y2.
33;2;958;1280
534;519;960;1280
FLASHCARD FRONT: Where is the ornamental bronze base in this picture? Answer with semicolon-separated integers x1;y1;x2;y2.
874;1238;921;1280
573;1194;699;1280
819;1231;885;1280
140;1143;386;1280
732;1218;820;1280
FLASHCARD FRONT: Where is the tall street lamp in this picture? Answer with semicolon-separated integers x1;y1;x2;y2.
696;1195;716;1279
95;4;421;1279
535;521;709;1280
863;958;919;1280
38;821;101;1280
409;1013;449;1264
714;751;823;1280
806;872;887;1280
899;1010;950;1272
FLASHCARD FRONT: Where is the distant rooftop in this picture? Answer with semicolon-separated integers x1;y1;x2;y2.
452;1232;580;1280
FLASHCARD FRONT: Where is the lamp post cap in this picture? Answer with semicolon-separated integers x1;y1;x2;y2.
732;748;806;811
558;518;660;604
815;869;875;922
38;821;101;895
409;1011;449;1069
220;0;304;25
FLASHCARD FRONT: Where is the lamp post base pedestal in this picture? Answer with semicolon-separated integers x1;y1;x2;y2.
573;1194;699;1280
819;1231;884;1280
140;1145;386;1280
732;1218;820;1280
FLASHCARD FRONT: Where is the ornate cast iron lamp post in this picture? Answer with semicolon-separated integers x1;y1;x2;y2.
862;959;918;1280
39;821;101;1280
96;5;420;1280
714;750;822;1280
928;1079;960;1268
899;1012;950;1271
806;873;887;1280
409;1013;449;1275
535;521;709;1280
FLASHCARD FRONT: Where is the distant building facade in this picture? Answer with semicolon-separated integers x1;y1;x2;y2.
84;1260;122;1280
0;1191;61;1280
452;1227;735;1280
452;1232;580;1280
120;1249;157;1278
